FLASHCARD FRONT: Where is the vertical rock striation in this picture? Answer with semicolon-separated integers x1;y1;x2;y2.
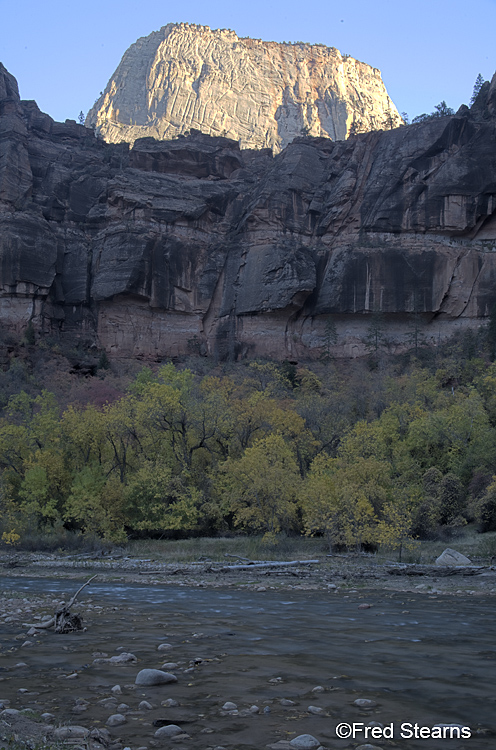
86;23;402;152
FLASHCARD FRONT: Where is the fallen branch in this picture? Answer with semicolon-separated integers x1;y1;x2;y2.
387;566;487;577
218;559;320;571
23;575;97;632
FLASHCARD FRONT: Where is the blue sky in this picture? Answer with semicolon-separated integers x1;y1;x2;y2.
1;0;495;125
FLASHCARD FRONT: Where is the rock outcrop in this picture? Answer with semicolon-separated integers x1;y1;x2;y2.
1;62;496;361
86;23;402;152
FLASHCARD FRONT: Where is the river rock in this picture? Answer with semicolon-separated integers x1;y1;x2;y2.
307;705;323;714
435;549;472;566
354;699;377;708
289;735;321;750
139;700;153;710
157;643;173;651
281;699;296;706
222;702;237;710
161;698;179;707
106;713;127;726
154;724;184;738
135;669;177;686
161;662;179;670
53;726;90;740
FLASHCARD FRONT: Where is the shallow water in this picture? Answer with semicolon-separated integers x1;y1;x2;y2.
0;577;494;749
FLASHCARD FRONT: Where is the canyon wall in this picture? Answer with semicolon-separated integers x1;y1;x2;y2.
1;62;496;361
86;23;403;152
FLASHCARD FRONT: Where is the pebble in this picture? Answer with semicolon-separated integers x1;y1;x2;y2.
94;652;137;665
289;735;321;750
161;698;179;707
307;705;323;714
311;686;324;693
249;705;260;713
280;699;296;706
154;724;183;738
264;706;271;714
222;701;237;710
117;703;130;712
21;640;33;647
111;685;122;694
161;662;179;670
157;643;173;651
135;669;177;686
354;698;377;708
358;604;372;609
40;712;55;722
139;700;153;710
106;713;127;726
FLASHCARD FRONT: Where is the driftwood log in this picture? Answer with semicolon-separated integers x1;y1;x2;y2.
387;566;489;577
218;559;320;571
23;575;97;633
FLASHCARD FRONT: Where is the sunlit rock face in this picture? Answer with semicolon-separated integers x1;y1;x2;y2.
1;62;496;361
85;22;402;152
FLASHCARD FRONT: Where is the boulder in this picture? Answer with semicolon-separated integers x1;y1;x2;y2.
435;549;472;566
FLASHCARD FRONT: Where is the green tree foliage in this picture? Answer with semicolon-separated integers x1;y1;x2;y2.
218;433;301;534
412;101;455;124
3;332;496;547
470;74;486;105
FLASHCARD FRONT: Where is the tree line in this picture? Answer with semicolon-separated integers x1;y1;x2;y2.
1;333;496;554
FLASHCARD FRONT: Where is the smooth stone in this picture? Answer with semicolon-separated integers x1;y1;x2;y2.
40;713;55;722
222;701;237;710
106;714;127;726
354;698;377;707
111;685;122;694
161;699;179;707
139;701;153;710
157;643;173;651
281;699;296;706
161;662;179;670
289;735;320;750
307;705;323;714
154;725;183;738
311;686;324;692
1;709;20;718
135;669;177;686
